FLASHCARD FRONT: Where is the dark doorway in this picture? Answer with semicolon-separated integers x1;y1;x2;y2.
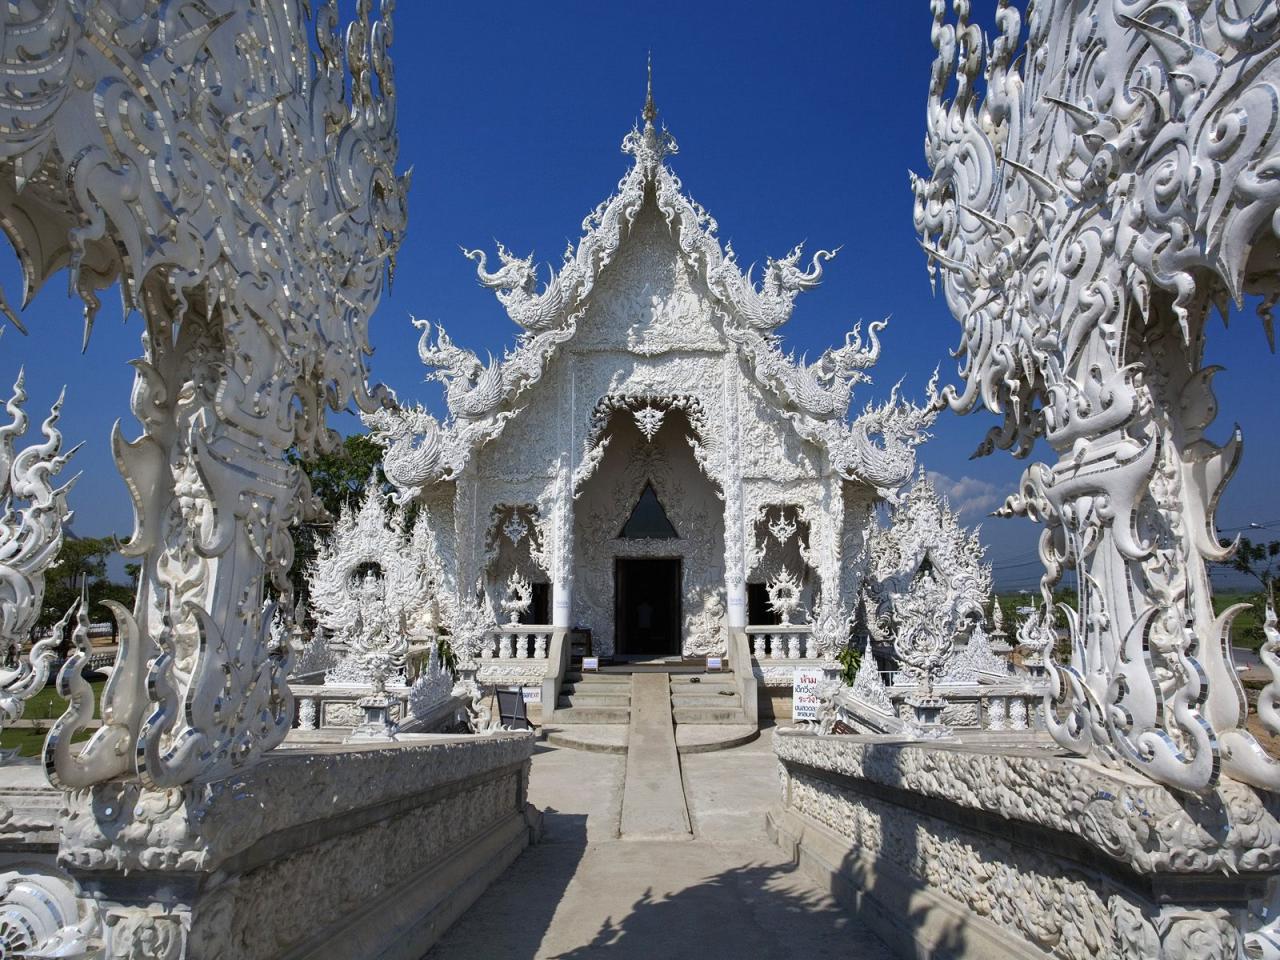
520;582;550;625
747;583;781;626
615;558;681;656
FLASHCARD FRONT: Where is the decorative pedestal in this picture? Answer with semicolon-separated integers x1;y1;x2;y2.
346;691;400;742
769;729;1279;959
904;693;946;727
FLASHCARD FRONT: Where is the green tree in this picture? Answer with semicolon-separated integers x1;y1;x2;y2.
40;535;135;635
288;433;384;521
287;434;385;610
1218;536;1280;591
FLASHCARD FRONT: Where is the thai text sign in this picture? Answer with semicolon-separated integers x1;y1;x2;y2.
793;667;822;722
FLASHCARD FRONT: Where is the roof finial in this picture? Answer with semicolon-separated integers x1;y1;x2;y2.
643;52;657;125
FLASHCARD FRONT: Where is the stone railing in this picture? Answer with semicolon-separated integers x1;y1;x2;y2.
51;734;540;959
291;683;410;731
769;729;1278;958
476;625;556;687
747;623;816;660
883;677;1048;732
746;624;834;688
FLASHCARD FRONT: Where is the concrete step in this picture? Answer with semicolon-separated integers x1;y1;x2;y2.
669;676;736;688
544;724;629;754
672;706;749;724
564;672;632;684
675;723;760;754
552;706;631;724
561;682;632;697
558;693;632;708
669;692;742;708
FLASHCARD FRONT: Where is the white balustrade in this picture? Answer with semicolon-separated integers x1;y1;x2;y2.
487;627;553;661
746;626;817;662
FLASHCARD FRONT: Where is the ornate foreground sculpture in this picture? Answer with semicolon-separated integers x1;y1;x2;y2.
0;1;410;955
0;0;410;794
0;372;77;741
913;0;1280;792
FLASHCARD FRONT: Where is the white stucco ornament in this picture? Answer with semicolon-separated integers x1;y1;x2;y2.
0;372;78;743
306;483;443;685
866;472;992;662
913;0;1280;793
0;0;410;793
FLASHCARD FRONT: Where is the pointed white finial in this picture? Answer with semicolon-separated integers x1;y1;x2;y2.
643;52;657;126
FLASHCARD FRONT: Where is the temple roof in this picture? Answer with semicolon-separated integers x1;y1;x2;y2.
366;81;939;503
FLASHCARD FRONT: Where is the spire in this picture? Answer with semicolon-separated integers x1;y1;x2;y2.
622;53;677;170
643;52;657;126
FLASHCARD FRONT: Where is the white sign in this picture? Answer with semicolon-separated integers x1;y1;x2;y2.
706;657;723;671
792;666;823;722
522;686;541;704
582;657;599;672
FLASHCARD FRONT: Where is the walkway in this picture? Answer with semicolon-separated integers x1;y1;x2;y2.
423;727;893;959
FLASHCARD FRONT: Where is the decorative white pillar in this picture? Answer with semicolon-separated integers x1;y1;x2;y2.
723;355;747;630
551;459;574;629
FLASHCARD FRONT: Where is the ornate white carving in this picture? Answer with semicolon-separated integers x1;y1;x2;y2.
632;405;665;442
367;91;935;508
500;573;533;625
939;624;1010;685
1261;595;1280;738
6;0;408;792
0;868;98;958
0;373;78;742
304;486;444;689
766;570;803;624
776;730;1273;957
850;640;892;716
912;0;1280;792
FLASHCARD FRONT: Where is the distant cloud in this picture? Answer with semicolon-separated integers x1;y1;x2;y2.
926;470;1003;518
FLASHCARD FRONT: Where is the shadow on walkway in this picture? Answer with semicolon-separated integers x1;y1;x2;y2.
548;860;886;959
423;806;588;960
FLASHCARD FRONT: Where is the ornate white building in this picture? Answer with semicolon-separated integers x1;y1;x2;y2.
369;81;938;661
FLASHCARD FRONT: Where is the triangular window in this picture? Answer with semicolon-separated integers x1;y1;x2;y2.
620;483;679;539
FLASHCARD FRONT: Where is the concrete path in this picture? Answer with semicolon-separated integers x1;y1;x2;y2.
619;673;690;840
423;728;894;959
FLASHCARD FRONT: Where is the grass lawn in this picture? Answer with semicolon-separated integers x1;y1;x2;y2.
0;678;105;757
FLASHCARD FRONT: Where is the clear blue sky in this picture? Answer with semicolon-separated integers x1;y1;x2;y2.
0;1;1274;591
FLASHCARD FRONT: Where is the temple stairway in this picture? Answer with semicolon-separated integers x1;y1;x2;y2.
544;662;756;755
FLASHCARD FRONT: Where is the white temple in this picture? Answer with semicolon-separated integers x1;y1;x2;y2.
0;4;1276;957
368;77;938;662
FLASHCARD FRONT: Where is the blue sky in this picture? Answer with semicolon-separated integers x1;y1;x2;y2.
1;1;1275;591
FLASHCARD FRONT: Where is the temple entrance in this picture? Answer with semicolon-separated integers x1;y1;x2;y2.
615;558;681;656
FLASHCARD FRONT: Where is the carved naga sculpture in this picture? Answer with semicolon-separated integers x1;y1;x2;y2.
912;0;1280;792
0;0;407;791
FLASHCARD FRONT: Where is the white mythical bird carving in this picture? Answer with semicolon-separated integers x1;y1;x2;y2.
464;243;579;335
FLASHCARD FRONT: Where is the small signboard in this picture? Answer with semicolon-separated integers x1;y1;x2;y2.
582;656;599;672
706;657;723;672
792;666;823;722
522;686;541;704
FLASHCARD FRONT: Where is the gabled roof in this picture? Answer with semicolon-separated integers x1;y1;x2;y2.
366;90;939;503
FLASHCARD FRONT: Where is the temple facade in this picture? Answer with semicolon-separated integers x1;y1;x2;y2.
369;85;937;660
